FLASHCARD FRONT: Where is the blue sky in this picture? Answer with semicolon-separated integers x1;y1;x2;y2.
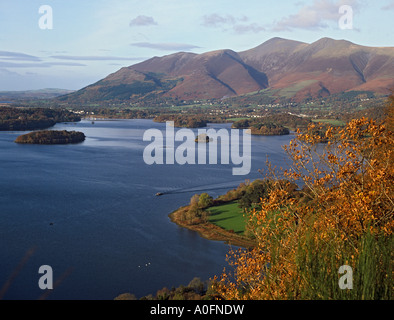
0;0;393;91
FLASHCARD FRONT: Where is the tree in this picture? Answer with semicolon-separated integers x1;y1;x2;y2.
238;179;272;212
186;205;202;223
190;194;200;206
385;93;394;132
187;277;206;295
213;96;393;300
198;193;213;208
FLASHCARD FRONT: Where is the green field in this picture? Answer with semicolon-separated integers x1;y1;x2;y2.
208;201;246;234
312;118;346;126
278;80;318;98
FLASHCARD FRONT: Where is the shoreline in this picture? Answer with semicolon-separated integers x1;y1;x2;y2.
168;205;256;249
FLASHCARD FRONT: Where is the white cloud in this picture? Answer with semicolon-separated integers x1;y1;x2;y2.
130;42;200;51
50;55;143;61
0;51;41;62
202;14;242;27
0;61;86;68
272;0;360;31
233;23;265;34
129;15;158;27
382;1;394;10
201;13;264;34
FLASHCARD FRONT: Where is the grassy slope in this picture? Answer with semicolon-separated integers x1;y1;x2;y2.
208;201;246;235
169;202;255;248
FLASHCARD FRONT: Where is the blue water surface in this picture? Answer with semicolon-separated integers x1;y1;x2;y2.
0;119;293;300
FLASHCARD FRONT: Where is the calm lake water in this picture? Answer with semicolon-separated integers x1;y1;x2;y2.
0;119;294;300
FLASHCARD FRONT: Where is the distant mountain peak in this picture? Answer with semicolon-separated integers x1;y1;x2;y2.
59;37;394;104
310;37;355;49
265;36;305;44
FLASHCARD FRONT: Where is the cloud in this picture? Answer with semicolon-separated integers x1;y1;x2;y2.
0;61;86;68
233;23;265;34
0;51;88;68
0;53;142;69
0;68;21;76
202;13;264;34
0;51;41;62
130;42;200;51
46;62;87;67
0;61;48;68
382;1;394;10
50;55;143;61
202;14;242;27
272;0;360;31
129;15;158;27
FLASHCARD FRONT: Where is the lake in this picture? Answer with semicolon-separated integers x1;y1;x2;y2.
0;119;294;300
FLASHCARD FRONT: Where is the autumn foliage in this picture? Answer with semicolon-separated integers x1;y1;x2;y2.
213;96;393;300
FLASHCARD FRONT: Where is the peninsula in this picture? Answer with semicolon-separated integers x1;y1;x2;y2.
168;178;305;249
0;107;81;131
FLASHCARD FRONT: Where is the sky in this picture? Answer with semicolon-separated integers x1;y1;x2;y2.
0;0;393;91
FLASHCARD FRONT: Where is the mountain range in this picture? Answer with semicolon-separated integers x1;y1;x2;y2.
59;37;394;104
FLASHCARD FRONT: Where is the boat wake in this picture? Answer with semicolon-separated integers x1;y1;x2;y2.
155;180;245;196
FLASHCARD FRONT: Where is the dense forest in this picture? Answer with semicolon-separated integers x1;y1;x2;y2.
14;130;85;145
0;107;81;131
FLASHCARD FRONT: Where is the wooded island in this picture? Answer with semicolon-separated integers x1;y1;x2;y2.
15;130;85;145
